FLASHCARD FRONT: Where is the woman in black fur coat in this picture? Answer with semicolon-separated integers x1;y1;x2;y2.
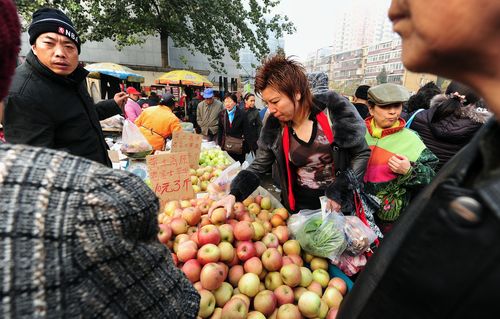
210;56;370;214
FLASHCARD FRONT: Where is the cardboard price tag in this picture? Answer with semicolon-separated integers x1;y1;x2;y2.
171;131;202;169
146;152;194;211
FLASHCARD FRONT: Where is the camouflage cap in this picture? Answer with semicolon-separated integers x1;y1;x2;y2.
368;83;410;106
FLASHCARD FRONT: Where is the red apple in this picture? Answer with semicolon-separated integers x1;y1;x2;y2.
298;291;321;318
200;262;225;291
264;271;283;291
288;254;304;267
218;224;234;243
238;273;260;297
182;206;202;226
261;248;283;272
200;215;211;227
243;257;263;275
273;207;289;221
182;259;202;283
293;287;308;303
276;303;302;319
254;241;267;257
158;223;172;244
170;217;188;235
254;194;263;206
272;225;289;244
218;241;235;263
228;265;244;287
274;284;295;306
257;210;271;222
322;287;343;309
328;277;347;296
300;267;313;287
253;290;277;317
251;222;266;241
164;200;181;216
210;207;227;225
262;233;279;248
234;221;255;241
248;203;261;215
260;197;272;210
176;240;198;262
197;243;221;265
312;269;330;288
221;297;248;319
283;240;301;256
236;241;256;262
213;282;233;307
280;263;302;288
198;224;221;246
326;308;338;319
198;289;216;318
307;281;323;297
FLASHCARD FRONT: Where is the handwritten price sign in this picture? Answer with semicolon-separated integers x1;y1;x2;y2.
171;131;203;169
146;151;194;211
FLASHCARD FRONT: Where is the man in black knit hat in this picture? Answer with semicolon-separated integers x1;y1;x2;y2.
4;8;128;167
0;2;200;317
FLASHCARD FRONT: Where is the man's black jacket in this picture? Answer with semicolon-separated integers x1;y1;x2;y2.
4;51;121;167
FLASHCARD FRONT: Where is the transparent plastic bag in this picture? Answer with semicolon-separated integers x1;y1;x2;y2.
206;161;241;200
120;119;152;156
332;253;367;276
288;209;347;261
343;216;377;256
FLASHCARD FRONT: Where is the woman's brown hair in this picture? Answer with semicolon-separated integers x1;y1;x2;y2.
254;55;313;124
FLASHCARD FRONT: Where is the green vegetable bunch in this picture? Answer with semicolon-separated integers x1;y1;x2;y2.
296;214;346;259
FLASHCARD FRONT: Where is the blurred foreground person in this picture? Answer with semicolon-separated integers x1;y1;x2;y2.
0;2;199;317
338;0;500;318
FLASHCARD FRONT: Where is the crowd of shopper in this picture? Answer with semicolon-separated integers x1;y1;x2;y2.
1;0;499;317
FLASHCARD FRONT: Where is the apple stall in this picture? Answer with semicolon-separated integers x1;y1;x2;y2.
118;130;365;318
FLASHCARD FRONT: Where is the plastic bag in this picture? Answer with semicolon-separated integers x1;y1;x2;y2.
288;209;347;261
120;119;152;155
244;151;255;165
343;216;377;256
206;161;241;200
332;253;367;276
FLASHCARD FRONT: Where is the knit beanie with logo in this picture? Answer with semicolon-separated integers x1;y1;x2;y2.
28;7;81;54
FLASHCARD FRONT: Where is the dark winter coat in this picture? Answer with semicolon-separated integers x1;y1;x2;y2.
0;143;200;318
337;118;500;319
409;94;491;171
4;51;121;167
217;107;253;160
244;107;262;152
230;91;371;212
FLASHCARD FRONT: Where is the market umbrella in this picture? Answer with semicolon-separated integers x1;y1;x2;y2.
155;70;213;87
85;62;145;83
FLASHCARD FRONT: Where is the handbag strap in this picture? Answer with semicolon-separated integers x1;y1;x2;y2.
405;108;425;128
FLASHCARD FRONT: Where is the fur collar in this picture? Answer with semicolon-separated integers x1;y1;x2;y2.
260;91;366;149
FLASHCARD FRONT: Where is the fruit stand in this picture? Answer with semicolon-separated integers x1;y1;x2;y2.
114;133;360;318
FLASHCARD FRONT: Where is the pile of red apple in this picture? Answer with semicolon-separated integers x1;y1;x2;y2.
158;195;348;319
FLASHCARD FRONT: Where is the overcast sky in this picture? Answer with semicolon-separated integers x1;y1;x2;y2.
275;0;392;61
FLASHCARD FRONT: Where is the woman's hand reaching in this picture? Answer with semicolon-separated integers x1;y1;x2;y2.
208;194;236;218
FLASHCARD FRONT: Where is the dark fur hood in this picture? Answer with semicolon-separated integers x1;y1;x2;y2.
430;94;491;124
260;91;366;149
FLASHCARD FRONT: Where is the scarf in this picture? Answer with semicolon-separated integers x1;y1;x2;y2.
227;107;236;124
